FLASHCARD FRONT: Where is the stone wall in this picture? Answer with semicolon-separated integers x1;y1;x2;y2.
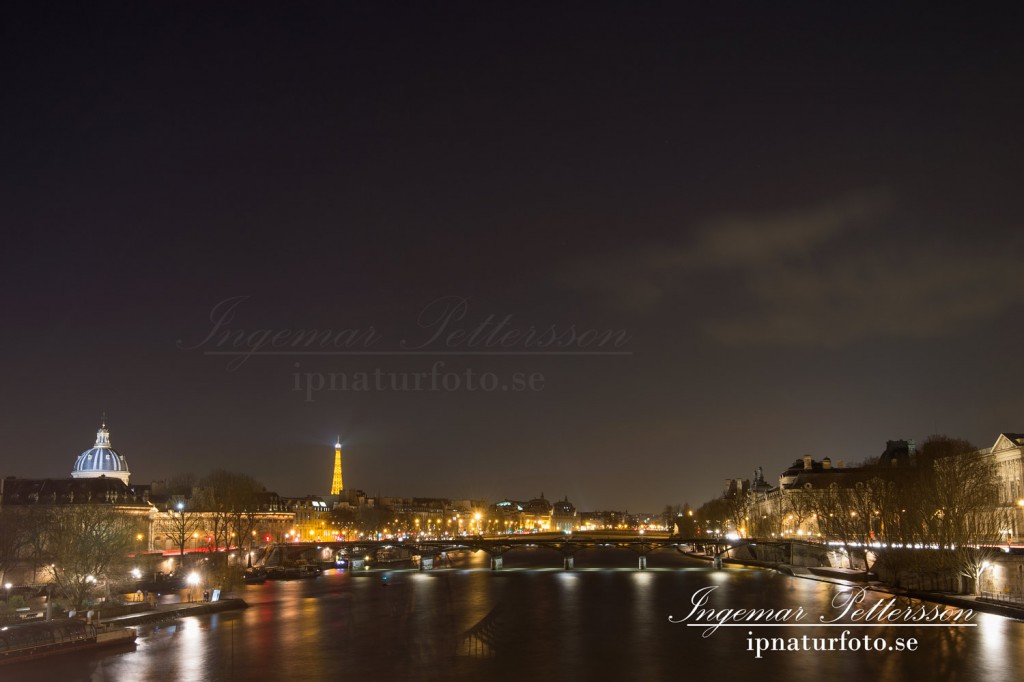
979;555;1024;599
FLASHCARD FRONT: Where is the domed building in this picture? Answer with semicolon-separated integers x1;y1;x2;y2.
524;493;553;531
71;418;131;484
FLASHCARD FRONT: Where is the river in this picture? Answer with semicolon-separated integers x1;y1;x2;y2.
8;548;1024;681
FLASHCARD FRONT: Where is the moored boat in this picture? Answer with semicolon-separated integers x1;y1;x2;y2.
0;621;136;664
242;568;268;584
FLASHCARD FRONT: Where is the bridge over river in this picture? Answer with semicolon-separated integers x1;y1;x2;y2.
258;533;811;570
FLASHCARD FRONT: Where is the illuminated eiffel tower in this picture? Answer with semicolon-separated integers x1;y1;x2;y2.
330;436;344;496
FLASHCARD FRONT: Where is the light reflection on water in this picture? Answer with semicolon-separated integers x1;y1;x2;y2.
11;548;1024;682
628;570;658;680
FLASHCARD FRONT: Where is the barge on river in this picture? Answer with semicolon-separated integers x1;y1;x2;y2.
0;620;136;664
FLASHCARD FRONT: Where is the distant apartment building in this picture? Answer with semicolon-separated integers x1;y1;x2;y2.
286;496;338;542
551;497;577;532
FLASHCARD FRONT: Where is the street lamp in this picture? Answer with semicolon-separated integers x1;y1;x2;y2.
4;583;11;604
187;571;201;603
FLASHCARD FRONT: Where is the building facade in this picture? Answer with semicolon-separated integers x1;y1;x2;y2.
976;433;1024;540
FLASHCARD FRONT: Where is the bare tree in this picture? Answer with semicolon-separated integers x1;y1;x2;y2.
201;471;265;544
872;435;1005;592
0;509;30;584
166;473;198;497
809;484;855;545
44;505;136;610
164;496;203;562
223;475;268;552
928;450;1006;594
191;484;230;556
782;489;818;537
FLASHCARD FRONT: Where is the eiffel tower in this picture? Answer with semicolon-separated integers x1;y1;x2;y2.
330;436;344;496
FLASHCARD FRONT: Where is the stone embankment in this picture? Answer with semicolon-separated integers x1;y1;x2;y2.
102;598;248;626
685;549;1024;621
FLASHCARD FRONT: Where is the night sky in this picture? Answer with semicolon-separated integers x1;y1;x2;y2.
3;3;1023;511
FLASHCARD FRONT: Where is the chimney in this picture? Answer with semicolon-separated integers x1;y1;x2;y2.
822;457;832;470
803;454;813;470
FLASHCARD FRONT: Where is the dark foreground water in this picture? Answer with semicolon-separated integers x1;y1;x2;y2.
8;549;1024;682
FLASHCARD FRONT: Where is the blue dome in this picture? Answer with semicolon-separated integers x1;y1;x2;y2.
71;422;131;484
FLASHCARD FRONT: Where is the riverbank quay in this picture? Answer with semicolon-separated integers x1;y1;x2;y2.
101;597;248;626
684;550;1024;622
0;621;137;665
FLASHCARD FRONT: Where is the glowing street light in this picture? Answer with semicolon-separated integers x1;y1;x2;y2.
186;571;201;602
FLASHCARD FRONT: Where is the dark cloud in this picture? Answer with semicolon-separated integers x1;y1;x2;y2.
563;192;1024;346
692;193;887;269
560;192;886;310
706;249;1024;346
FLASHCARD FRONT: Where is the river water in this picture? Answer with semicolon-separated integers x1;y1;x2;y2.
9;549;1024;681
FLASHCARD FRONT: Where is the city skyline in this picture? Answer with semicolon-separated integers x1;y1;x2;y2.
2;5;1024;679
3;3;1023;511
10;413;1015;514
